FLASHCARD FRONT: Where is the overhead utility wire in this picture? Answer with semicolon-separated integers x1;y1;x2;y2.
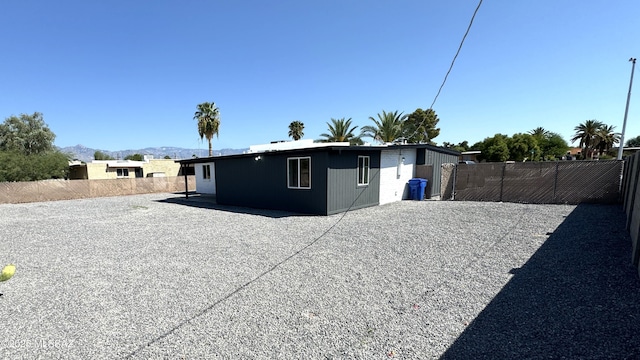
406;0;483;142
429;0;483;110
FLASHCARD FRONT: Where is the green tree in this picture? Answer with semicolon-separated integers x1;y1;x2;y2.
0;112;69;182
0;112;55;155
194;102;220;157
0;151;69;182
288;120;304;141
443;141;469;152
124;154;144;161
403;108;441;144
474;134;510;162
507;133;541;161
528;128;569;160
361;110;406;143
539;132;570;160
94;150;115;160
163;155;172;159
571;119;603;160
453;141;469;152
318;118;362;144
528;127;550;139
626;135;640;147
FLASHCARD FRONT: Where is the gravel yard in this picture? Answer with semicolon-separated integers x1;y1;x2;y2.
0;193;638;359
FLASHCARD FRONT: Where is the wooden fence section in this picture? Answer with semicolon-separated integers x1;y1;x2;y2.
450;161;623;204
0;176;195;204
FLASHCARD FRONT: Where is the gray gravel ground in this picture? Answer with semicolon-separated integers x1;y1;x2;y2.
0;193;638;359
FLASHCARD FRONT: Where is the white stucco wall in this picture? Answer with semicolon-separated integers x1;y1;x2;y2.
379;148;416;205
194;162;216;194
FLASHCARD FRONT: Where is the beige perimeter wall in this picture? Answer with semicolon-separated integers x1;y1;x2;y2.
0;176;195;204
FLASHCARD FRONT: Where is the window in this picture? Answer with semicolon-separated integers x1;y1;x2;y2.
116;168;129;178
358;156;369;186
288;157;311;189
202;164;211;180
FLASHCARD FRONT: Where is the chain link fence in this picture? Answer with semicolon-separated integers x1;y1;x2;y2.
442;161;623;204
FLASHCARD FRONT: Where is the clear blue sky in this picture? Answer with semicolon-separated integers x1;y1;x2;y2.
1;0;638;151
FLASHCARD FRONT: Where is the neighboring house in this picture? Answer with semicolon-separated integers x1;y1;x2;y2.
567;147;582;159
459;150;481;163
69;156;184;180
177;141;459;215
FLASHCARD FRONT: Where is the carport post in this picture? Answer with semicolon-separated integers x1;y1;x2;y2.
183;163;189;199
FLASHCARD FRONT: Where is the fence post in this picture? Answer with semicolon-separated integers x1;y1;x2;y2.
552;162;559;203
451;164;457;200
499;163;505;202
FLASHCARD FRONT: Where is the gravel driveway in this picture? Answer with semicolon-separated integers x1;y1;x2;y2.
0;193;638;359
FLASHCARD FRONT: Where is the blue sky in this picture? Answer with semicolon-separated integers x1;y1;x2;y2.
1;0;638;151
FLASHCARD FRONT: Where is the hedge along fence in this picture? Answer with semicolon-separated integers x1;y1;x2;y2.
0;176;196;204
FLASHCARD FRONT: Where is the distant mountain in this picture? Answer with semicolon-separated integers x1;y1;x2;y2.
59;145;248;162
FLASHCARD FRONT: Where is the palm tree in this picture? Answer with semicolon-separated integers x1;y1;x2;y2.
529;127;550;139
594;124;620;156
361;110;407;143
288;121;304;141
571;119;603;159
318;118;362;144
194;102;220;157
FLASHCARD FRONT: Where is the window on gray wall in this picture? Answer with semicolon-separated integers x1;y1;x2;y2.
358;156;369;185
288;157;311;189
202;164;211;180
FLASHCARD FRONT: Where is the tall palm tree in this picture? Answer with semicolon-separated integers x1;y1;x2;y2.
194;102;220;157
288;120;304;141
571;119;603;160
594;124;620;156
529;127;550;139
361;110;407;143
318;118;362;144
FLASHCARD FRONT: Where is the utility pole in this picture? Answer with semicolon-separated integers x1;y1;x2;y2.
618;57;636;160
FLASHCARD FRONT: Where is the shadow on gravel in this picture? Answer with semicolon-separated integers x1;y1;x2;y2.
157;195;309;218
441;204;640;359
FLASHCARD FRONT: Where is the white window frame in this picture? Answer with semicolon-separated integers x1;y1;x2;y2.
116;168;129;178
358;156;370;186
202;164;211;180
287;157;311;189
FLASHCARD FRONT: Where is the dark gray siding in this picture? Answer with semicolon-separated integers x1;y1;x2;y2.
215;152;329;215
418;149;459;197
326;150;380;214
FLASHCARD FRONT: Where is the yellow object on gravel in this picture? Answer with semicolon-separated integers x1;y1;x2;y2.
0;264;16;282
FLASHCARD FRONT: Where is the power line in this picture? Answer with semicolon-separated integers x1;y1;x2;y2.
429;0;483;110
406;0;483;143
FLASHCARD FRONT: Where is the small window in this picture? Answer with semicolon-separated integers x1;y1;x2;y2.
358;156;369;186
288;157;311;189
116;168;129;178
202;164;211;180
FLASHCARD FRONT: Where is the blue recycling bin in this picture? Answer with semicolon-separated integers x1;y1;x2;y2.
418;178;428;200
408;178;428;200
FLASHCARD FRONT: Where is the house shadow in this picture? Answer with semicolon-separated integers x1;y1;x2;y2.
441;204;640;359
157;194;312;218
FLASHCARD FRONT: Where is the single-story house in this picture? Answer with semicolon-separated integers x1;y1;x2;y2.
459;150;481;163
69;156;184;180
177;141;459;215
